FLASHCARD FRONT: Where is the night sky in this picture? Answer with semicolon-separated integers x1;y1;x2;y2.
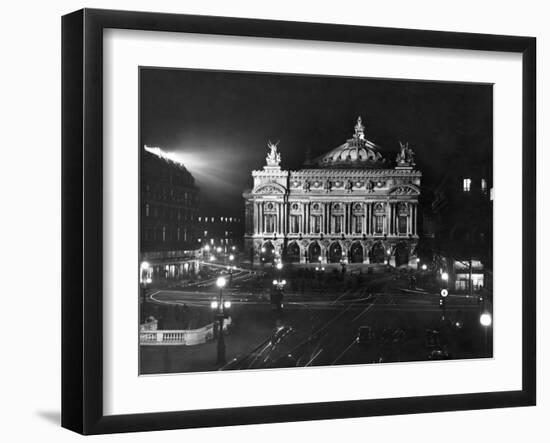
140;68;492;217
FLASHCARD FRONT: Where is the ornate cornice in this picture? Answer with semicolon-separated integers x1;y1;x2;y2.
288;168;421;177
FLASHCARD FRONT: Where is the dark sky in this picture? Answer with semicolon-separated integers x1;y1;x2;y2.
140;68;492;217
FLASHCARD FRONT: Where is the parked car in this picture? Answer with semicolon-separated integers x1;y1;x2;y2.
356;326;375;345
428;348;451;360
425;329;441;349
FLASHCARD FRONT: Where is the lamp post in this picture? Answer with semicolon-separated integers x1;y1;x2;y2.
480;310;492;356
227;265;236;284
211;276;230;365
272;278;286;316
139;262;152;323
439;288;448;320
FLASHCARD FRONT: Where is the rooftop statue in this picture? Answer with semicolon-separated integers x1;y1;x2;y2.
266;140;281;167
353;116;366;140
396;141;416;167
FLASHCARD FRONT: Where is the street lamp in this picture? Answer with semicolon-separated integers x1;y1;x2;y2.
203;244;211;260
480;311;492;327
139;262;152;323
441;272;449;281
421;264;427;271
272;278;287;316
480;311;492;356
227;265;237;283
212;276;229;365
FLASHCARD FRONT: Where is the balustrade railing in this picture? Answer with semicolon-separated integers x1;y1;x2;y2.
139;318;232;346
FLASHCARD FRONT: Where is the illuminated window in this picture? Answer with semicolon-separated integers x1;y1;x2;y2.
375;216;384;234
333;216;343;234
354;216;363;234
481;178;488;192
398;203;408;234
290;215;301;233
373;203;385;234
311;216;321;234
145;204;150;217
463;178;472;192
265;215;276;233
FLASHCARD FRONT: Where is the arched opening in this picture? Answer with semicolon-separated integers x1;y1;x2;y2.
260;241;275;264
328;242;343;263
370;242;386;264
350;242;364;263
308;242;321;263
287;241;301;264
395;242;410;267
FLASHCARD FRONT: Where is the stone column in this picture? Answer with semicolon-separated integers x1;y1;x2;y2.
350;208;353;236
305;203;309;234
349;204;353;235
281;202;286;235
259;202;263;234
394;203;398;235
385;202;390;235
413;203;417;235
322;203;326;234
361;204;369;234
252;201;260;234
344;203;349;235
407;203;412;234
367;203;372;235
303;203;307;234
389;203;394;235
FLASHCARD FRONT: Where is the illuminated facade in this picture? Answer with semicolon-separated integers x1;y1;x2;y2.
243;117;422;266
141;146;200;279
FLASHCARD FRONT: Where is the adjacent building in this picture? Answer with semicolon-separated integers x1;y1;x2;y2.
196;214;244;252
431;154;493;293
243;117;422;266
141;146;200;280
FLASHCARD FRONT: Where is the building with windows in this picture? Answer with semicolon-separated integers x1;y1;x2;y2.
196;214;244;252
141;146;200;279
243;117;422;266
431;152;493;294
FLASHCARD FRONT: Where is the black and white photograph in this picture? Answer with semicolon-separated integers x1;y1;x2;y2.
138;68;494;375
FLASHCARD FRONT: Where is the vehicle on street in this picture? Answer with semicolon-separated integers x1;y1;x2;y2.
356;326;375;345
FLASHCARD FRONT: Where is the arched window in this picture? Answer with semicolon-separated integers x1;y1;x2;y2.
373;203;386;234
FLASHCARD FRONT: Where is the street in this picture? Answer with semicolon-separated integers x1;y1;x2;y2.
140;263;492;374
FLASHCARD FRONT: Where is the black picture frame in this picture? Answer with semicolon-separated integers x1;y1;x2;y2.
61;8;536;435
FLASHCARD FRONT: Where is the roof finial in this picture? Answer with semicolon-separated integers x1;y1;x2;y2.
354;116;365;140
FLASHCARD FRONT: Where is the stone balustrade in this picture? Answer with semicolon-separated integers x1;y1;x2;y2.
139;318;232;346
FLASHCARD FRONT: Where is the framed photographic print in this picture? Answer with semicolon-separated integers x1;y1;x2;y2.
62;8;536;435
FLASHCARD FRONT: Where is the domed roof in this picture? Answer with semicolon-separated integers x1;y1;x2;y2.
310;117;386;168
